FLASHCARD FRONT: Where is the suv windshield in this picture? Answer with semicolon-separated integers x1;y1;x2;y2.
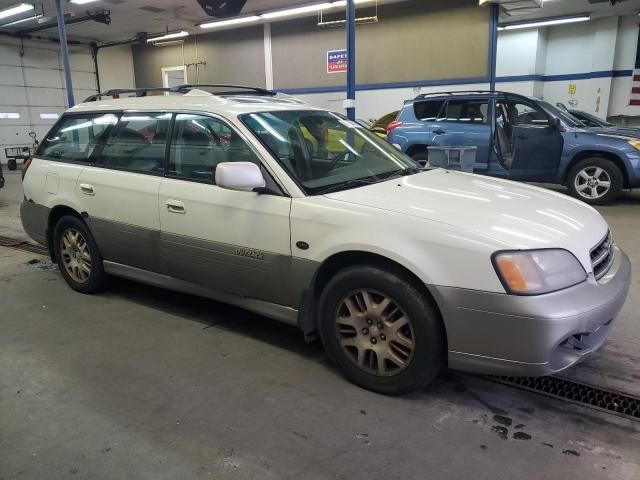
242;110;418;194
538;101;583;128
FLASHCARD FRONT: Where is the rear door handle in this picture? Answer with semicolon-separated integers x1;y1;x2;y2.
80;183;95;195
166;199;185;214
433;128;446;135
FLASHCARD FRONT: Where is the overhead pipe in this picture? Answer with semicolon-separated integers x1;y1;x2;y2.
16;10;110;35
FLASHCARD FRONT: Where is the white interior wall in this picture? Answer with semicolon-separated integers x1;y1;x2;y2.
97;45;136;92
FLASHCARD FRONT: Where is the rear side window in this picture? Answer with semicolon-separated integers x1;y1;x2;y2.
168;114;261;183
414;100;444;121
439;99;488;124
99;113;172;174
38;113;118;162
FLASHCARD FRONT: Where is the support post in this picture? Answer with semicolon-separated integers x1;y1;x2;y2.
55;0;75;107
488;2;499;92
346;0;356;120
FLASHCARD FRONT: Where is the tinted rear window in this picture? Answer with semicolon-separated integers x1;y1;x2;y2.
414;100;444;121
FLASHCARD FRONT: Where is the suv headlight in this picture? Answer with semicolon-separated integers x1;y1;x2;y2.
492;249;587;295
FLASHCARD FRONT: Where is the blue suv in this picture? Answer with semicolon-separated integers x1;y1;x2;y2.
387;91;640;205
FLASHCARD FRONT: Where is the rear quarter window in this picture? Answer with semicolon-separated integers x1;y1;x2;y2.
413;100;444;121
38;113;118;162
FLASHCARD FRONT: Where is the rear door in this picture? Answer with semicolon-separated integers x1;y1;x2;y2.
502;99;564;181
158;113;292;305
77;112;171;273
429;98;492;171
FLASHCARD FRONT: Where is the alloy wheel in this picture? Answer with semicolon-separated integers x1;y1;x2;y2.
335;289;415;376
60;228;92;283
574;166;611;200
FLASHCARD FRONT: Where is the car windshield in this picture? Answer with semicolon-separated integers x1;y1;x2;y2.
538;101;583;128
242;110;419;194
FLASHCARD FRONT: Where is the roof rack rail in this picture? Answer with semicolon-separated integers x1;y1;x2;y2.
83;84;276;103
414;90;533;100
84;87;173;102
172;84;276;96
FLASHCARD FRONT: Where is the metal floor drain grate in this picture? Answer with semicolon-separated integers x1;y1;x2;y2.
0;235;48;256
489;375;640;421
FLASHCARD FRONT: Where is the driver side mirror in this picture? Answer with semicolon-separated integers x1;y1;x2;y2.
549;117;561;130
215;162;266;192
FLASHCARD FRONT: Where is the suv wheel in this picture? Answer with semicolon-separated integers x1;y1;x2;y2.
318;265;445;395
567;158;622;205
53;215;109;294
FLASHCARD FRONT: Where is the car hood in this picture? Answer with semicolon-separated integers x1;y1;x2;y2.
581;126;640;139
325;169;608;269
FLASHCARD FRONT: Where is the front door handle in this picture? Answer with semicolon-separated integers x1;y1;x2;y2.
433;128;446;135
166;199;185;214
80;183;95;195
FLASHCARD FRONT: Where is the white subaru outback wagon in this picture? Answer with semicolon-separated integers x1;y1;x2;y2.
21;85;631;394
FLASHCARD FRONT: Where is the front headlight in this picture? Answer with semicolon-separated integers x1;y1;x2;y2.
628;139;640;151
492;249;587;295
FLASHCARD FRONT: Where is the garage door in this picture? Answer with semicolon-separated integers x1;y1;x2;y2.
0;37;97;164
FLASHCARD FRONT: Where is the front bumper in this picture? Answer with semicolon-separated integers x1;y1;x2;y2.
429;246;631;376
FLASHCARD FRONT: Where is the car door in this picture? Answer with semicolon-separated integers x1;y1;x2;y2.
77;111;171;273
430;98;492;171
501;99;564;181
158;113;293;306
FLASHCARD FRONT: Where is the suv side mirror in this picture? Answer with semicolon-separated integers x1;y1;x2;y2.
215;162;266;192
549;117;561;129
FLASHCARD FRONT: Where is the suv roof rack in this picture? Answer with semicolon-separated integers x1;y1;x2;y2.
83;84;276;102
414;90;529;100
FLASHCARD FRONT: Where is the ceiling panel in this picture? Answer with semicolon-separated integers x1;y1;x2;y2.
0;0;638;43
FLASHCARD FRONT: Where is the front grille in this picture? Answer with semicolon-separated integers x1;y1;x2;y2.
590;231;613;281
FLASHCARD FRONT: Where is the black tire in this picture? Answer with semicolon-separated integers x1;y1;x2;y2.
7;159;17;171
410;149;428;167
566;157;623;205
318;265;445;395
53;215;109;294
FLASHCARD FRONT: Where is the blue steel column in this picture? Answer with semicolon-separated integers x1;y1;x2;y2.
488;3;499;92
346;0;356;120
55;0;75;107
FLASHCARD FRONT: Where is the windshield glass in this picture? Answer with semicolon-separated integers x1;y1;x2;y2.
539;101;583;127
242;110;418;194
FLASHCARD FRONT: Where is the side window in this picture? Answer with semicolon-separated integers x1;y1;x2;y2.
38;113;118;162
438;99;488;124
507;102;549;127
414;100;444;121
99;112;172;173
169;114;261;183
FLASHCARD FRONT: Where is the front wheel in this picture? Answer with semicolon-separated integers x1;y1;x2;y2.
567;158;623;205
53;215;109;294
318;265;445;395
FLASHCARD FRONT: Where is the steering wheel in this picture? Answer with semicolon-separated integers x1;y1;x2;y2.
328;150;350;169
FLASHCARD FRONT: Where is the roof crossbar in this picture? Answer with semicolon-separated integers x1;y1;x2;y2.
83;84;276;102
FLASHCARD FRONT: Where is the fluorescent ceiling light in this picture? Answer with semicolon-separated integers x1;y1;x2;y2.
69;0;100;4
0;12;41;26
0;3;33;21
262;3;334;19
0;112;20;119
498;15;590;30
39;113;59;119
200;15;260;29
147;31;189;43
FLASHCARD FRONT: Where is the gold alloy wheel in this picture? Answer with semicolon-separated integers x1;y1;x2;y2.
60;228;92;283
335;289;415;376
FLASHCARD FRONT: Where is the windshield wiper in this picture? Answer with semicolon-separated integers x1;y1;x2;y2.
313;177;381;195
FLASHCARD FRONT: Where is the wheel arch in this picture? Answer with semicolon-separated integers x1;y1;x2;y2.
565;150;629;188
298;249;448;347
46;205;84;261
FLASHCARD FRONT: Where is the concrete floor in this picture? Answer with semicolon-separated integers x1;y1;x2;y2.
1;169;640;479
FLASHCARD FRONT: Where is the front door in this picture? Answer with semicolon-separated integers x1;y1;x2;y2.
158;113;292;306
77;112;171;272
496;99;564;181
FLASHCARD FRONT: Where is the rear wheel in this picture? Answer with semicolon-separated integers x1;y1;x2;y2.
318;265;445;395
53;215;109;294
567;157;622;205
